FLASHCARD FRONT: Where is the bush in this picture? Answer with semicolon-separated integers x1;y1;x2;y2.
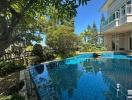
31;44;55;64
31;44;44;64
0;61;25;77
43;46;55;61
80;43;107;52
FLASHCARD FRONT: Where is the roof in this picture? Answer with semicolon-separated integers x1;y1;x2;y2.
100;0;115;11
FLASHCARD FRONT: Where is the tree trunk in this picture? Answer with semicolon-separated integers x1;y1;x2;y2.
0;0;37;57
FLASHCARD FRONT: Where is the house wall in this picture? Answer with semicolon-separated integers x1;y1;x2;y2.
118;35;125;50
104;0;132;51
127;15;132;22
104;34;112;50
123;32;132;50
104;31;132;51
128;31;132;50
124;33;129;50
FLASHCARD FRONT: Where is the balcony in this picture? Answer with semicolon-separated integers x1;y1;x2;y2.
101;4;132;33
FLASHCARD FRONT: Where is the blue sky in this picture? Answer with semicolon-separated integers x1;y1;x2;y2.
75;0;105;34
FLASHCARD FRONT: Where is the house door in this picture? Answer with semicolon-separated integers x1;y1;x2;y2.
130;37;132;50
112;35;116;51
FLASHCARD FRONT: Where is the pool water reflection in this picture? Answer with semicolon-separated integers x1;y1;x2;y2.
29;58;132;100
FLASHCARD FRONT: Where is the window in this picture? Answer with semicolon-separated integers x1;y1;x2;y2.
127;0;132;14
127;6;131;14
113;13;115;20
109;13;115;22
115;10;120;19
127;0;131;4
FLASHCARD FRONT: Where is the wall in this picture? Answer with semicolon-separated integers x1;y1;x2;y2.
104;34;112;50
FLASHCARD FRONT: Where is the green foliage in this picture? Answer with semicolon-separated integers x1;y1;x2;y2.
10;94;24;100
80;23;98;44
80;29;93;43
80;23;105;52
31;44;44;64
0;95;11;100
0;94;24;100
25;45;33;51
80;43;106;52
0;61;25;77
46;25;79;58
0;0;90;57
31;44;55;64
43;46;55;61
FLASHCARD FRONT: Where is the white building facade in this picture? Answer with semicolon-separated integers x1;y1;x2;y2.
101;0;132;51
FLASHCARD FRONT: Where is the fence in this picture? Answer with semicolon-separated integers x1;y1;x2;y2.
0;51;32;65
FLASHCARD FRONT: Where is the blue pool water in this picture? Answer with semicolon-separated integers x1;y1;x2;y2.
29;53;132;100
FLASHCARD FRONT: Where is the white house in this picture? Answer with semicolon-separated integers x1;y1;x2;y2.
101;0;132;51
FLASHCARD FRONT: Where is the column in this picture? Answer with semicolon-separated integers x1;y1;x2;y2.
125;3;127;15
120;7;122;19
130;31;132;51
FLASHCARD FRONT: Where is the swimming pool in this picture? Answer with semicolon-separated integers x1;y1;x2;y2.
29;53;132;100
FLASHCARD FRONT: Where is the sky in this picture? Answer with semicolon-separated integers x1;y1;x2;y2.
75;0;105;34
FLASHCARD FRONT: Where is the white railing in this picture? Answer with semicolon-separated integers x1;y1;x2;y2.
101;4;132;32
101;19;118;32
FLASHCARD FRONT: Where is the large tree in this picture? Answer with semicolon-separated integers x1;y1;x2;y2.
0;0;90;57
46;24;79;58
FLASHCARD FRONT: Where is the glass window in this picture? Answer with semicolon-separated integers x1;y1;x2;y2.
116;10;120;19
127;0;132;14
127;0;131;4
109;13;115;23
113;13;115;20
127;6;131;14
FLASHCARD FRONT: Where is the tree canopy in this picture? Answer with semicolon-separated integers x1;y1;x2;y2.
46;24;79;58
0;0;90;57
80;23;105;52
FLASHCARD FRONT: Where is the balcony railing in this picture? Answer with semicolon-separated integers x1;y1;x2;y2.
101;19;118;32
101;4;132;32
